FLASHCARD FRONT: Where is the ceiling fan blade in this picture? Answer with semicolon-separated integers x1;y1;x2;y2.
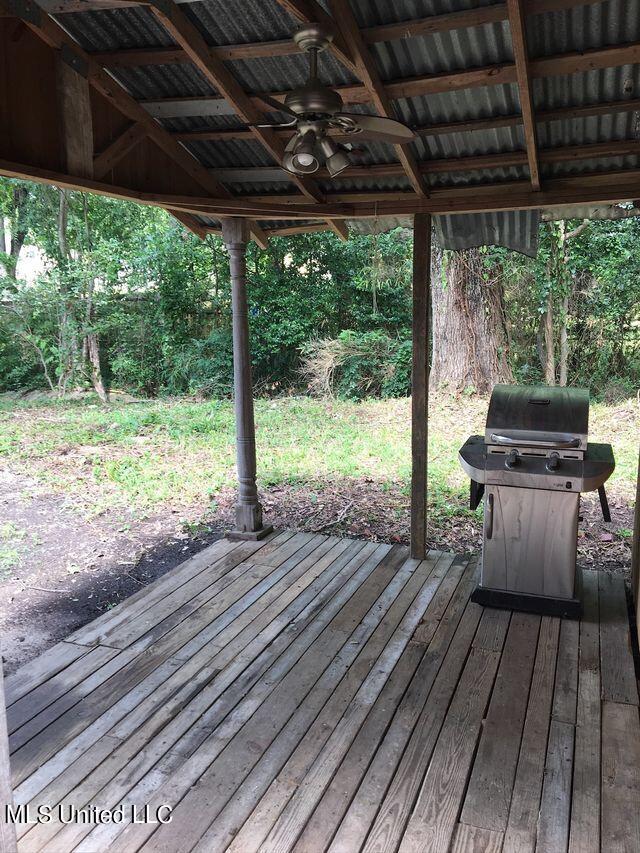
255;92;299;119
332;114;416;144
245;118;298;129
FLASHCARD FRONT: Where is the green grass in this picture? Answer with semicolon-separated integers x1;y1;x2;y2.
0;392;637;519
0;522;26;576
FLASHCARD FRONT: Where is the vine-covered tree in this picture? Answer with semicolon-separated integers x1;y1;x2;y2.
430;246;514;394
0;174;638;401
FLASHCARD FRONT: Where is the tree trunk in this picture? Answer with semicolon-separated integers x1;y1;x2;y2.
543;290;556;385
430;247;514;394
1;186;29;282
559;293;569;387
57;190;76;394
81;196;109;402
85;330;108;402
557;219;589;387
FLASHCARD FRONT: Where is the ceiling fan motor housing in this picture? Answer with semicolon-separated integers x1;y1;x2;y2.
284;81;344;118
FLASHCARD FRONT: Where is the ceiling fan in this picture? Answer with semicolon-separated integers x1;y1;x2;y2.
238;23;416;178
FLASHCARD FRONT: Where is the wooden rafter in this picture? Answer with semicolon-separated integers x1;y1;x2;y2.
93;121;147;179
170;96;640;143
205;139;640;184
507;0;541;190
0;0;268;248
5;157;640;220
59;0;605;47
231;222;333;238
146;0;347;241
169;210;209;238
327;0;426;197
139;41;640;119
268;0;357;75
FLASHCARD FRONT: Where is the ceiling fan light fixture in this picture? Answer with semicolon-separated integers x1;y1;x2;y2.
320;137;351;177
290;130;319;173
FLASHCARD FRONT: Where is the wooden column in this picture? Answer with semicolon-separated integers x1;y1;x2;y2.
222;218;273;540
410;213;432;559
633;448;640;626
0;656;16;853
56;54;94;178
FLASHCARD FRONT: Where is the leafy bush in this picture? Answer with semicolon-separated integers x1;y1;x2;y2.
301;330;412;400
162;329;234;398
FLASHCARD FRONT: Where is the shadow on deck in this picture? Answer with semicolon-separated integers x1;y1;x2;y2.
5;530;640;852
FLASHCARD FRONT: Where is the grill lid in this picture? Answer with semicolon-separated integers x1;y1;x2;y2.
484;385;589;451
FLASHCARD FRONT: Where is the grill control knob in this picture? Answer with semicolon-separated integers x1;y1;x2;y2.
546;452;561;472
505;449;520;469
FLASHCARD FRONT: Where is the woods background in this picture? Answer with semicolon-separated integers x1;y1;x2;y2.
1;177;638;403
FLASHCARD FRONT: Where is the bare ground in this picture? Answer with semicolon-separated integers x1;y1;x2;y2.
0;464;633;674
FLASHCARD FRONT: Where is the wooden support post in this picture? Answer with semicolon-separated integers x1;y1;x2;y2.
0;655;16;853
410;212;431;559
222;218;273;541
633;448;640;626
56;54;94;178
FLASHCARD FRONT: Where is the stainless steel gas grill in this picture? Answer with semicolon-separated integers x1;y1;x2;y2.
458;385;615;617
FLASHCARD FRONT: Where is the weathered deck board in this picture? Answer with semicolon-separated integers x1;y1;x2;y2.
4;537;639;853
569;570;601;853
599;571;639;705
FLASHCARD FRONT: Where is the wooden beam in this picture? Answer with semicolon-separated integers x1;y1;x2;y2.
633;448;640;627
327;219;349;240
171;95;640;143
0;652;17;853
146;0;344;236
93;121;146;180
92;40;297;68
507;0;541;189
362;0;605;44
205;139;640;183
7;157;640;220
411;212;431;560
141;41;640;119
328;0;426;197
168;210;209;239
267;222;332;237
88;0;606;67
0;0;265;246
56;53;93;178
270;0;357;75
206;222;331;238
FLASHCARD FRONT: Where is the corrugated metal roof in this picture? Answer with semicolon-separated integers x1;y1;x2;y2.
50;0;640;253
435;210;540;256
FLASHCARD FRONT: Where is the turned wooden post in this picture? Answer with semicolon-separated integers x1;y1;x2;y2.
633;448;640;626
410;213;432;560
0;654;17;853
222;218;273;540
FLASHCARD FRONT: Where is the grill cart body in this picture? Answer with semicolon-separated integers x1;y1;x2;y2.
459;385;615;617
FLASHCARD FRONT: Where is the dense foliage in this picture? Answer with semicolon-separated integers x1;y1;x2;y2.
0;177;638;400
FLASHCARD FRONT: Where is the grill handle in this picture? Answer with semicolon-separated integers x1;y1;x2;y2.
490;433;581;449
485;493;494;540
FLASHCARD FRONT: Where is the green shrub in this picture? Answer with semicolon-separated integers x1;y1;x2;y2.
301;330;412;400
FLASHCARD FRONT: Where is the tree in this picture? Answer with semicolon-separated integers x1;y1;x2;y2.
430;245;514;393
0;183;29;281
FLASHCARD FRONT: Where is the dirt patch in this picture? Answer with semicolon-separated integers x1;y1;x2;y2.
1;468;634;674
0;470;222;674
215;477;634;572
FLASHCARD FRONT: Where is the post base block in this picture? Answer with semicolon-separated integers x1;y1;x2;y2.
227;524;274;541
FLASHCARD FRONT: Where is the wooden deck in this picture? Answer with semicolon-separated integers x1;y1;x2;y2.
5;530;640;852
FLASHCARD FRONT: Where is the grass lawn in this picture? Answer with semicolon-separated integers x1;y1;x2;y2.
0;390;637;524
0;391;636;672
